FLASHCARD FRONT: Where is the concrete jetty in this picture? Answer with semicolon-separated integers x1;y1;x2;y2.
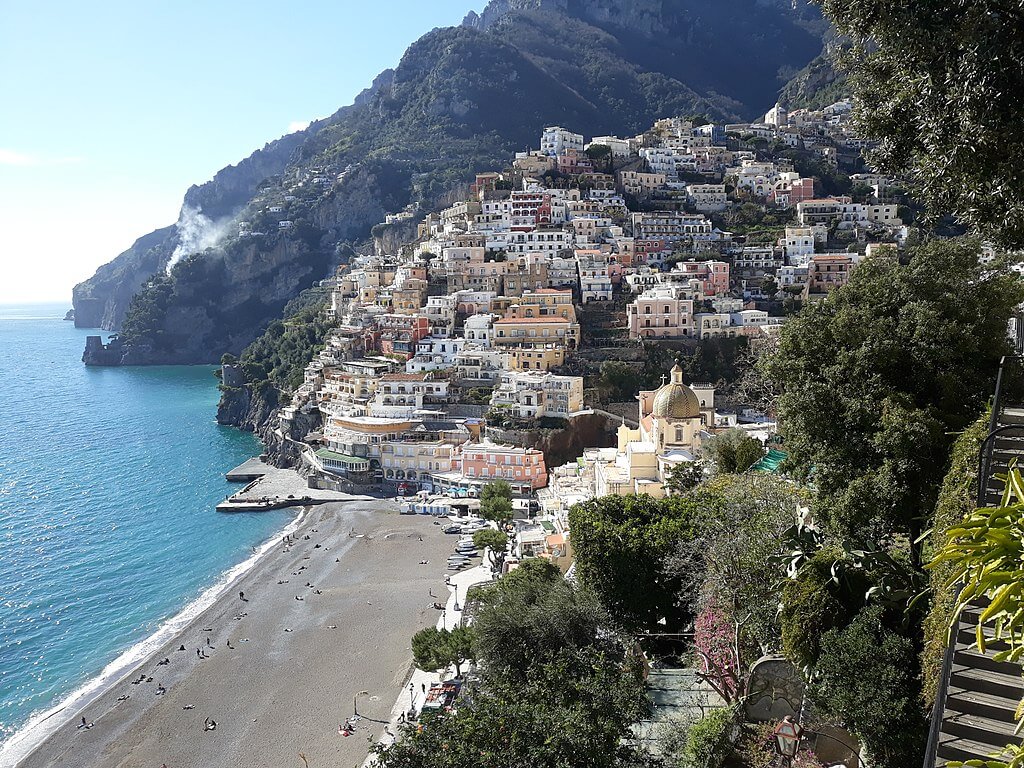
225;457;273;483
217;463;374;512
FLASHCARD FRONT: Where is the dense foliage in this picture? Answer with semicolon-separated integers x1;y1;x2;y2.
569;494;701;632
810;603;928;768
377;560;649;768
479;480;514;525
704;429;764;474
762;238;1023;545
920;412;988;705
411;626;475;677
819;0;1024;246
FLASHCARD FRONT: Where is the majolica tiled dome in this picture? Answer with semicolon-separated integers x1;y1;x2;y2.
651;364;700;419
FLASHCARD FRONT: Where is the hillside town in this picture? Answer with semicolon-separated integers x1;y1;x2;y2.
241;100;905;532
208;92;1024;768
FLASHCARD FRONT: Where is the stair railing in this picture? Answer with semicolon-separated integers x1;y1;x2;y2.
923;353;1021;768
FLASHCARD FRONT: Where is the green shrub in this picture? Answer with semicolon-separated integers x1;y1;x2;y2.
919;411;987;706
810;603;927;768
780;548;858;669
685;707;736;768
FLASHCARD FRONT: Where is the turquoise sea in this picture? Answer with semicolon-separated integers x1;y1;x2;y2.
0;303;292;756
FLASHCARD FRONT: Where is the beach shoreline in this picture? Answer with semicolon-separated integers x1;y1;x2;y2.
0;506;307;767
10;496;454;768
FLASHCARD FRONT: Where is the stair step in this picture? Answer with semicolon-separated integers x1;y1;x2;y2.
953;649;1020;675
998;410;1024;426
955;628;1012;653
937;732;1018;764
946;688;1022;722
950;666;1024;700
941;711;1024;747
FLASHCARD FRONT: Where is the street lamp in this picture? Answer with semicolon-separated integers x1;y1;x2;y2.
773;716;804;767
407;682;417;721
453;584;461;612
353;689;369;716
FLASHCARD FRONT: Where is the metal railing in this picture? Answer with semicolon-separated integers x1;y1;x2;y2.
922;353;1022;768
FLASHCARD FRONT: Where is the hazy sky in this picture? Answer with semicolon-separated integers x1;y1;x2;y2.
0;0;485;304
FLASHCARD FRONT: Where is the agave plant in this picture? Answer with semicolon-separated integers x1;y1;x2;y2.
928;468;1024;768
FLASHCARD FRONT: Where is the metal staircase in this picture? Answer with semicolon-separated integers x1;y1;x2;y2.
925;357;1024;767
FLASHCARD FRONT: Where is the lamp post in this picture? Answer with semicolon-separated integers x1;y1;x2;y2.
353;689;369;716
453;584;461;613
407;682;416;721
773;716;804;768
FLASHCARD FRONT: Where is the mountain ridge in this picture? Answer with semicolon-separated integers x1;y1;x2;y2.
74;0;828;363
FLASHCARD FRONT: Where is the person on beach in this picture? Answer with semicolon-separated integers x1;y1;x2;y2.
239;590;245;601
204;718;217;731
178;644;186;651
79;716;87;729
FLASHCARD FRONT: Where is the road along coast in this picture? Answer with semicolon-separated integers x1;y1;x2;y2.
16;499;453;768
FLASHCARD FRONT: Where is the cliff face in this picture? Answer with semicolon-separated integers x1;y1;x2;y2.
77;0;825;362
72;226;177;329
217;383;319;468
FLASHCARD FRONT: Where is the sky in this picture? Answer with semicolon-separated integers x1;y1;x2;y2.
0;0;486;304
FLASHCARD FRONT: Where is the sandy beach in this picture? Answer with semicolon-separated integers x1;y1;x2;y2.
16;498;455;768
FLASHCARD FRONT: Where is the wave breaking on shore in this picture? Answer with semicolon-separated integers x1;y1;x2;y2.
0;509;307;766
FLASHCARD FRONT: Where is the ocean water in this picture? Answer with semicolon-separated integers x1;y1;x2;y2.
0;303;292;753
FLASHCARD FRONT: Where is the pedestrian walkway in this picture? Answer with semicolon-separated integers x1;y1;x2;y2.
362;563;494;766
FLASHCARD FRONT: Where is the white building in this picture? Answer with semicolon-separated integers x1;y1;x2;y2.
490;371;584;419
541;126;584;157
406;336;466;374
686;184;728;213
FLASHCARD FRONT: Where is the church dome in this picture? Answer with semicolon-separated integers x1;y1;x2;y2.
651;364;701;420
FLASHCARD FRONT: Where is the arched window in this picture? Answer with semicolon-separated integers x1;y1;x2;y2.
675;428;683;442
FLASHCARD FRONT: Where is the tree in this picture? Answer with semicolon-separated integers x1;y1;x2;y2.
379;559;650;768
569;494;700;631
411;626;475;677
472;528;509;570
479;480;514;525
762;239;1024;545
471;560;619;684
663;461;705;495
705;429;764;474
819;0;1024;246
671;475;807;697
810;603;928;768
374;647;649;768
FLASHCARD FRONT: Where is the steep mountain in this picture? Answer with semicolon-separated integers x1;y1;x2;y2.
75;0;825;364
778;46;848;110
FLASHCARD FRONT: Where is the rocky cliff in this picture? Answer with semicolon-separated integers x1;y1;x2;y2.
76;0;825;363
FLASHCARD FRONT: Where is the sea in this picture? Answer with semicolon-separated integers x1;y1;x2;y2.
0;302;295;761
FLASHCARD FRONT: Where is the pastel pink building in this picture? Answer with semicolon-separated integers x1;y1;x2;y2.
454;442;547;491
670;260;730;296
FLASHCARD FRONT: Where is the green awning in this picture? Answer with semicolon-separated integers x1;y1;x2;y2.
752;448;787;473
315;448;367;466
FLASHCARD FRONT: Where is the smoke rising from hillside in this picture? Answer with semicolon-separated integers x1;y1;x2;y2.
166;205;231;272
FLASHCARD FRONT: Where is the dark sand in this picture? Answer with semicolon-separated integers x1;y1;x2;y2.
17;500;452;768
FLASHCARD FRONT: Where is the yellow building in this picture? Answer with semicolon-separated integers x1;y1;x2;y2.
492;316;580;350
510;346;565;371
593;365;712;498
